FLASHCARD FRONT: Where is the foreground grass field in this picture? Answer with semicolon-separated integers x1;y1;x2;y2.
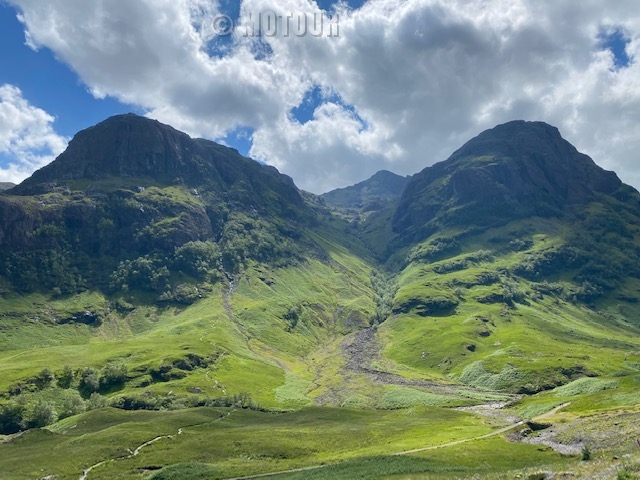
0;405;564;480
3;401;640;479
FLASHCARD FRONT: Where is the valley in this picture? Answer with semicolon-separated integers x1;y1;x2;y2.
0;116;640;479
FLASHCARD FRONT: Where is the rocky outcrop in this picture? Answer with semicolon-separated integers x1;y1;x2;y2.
393;121;625;238
9;114;307;219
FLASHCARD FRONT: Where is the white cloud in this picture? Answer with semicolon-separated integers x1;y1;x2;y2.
7;0;640;193
0;84;68;183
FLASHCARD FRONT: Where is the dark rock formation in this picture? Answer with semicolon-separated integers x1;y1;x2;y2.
393;121;625;238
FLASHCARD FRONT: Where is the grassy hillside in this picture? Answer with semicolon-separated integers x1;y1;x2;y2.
0;406;528;479
0;228;375;413
2;215;640;479
2;207;640;479
378;215;640;393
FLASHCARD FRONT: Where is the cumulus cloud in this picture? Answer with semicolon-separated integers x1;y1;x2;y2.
0;84;68;183
7;0;640;192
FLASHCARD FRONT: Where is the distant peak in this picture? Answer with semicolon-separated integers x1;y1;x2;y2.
369;170;406;181
372;169;398;177
321;169;409;211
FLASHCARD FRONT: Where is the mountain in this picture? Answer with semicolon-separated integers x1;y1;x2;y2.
11;113;305;211
0;114;317;296
0;182;15;192
321;170;409;214
2;117;640;480
392;121;628;241
362;120;640;394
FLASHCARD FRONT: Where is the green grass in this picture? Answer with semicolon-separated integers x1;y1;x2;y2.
0;406;496;479
515;373;640;418
275;372;312;407
148;463;221;479
244;456;470;479
379;218;640;394
552;377;619;397
378;386;470;408
2;209;640;480
232;436;570;480
0;227;375;412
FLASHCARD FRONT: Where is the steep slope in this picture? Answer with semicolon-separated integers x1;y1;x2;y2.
0;115;379;436
0;114;313;296
393;121;626;241
321;170;409;214
12;114;300;201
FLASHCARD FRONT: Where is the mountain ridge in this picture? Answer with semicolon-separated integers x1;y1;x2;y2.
391;120;630;241
11;114;301;202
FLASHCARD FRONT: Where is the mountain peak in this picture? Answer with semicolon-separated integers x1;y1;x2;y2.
321;170;409;212
393;120;623;238
449;120;571;162
12;114;207;194
10;114;300;198
370;169;403;180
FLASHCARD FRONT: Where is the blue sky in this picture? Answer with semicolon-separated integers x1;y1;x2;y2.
0;1;638;193
0;3;139;138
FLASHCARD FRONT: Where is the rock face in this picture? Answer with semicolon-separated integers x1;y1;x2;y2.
393;121;626;238
321;170;410;213
6;113;308;222
12;114;304;210
0;114;313;293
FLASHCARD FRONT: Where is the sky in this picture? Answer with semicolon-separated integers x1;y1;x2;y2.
0;0;638;194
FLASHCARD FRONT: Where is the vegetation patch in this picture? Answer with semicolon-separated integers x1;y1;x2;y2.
148;463;220;480
458;361;523;391
379;387;460;409
553;377;618;397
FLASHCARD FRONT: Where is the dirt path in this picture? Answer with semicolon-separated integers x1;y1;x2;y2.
218;421;527;480
391;404;570;456
79;412;232;480
0;350;28;362
79;428;184;480
534;402;571;421
391;420;526;456
0;431;25;444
